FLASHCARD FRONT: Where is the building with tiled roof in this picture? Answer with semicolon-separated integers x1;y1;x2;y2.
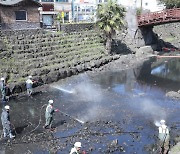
0;0;42;30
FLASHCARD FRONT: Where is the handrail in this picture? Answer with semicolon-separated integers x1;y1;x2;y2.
137;8;180;27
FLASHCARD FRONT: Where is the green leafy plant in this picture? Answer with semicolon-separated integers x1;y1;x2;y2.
96;0;126;54
158;0;180;8
136;8;142;16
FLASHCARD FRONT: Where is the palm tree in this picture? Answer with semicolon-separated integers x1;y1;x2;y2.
96;0;126;54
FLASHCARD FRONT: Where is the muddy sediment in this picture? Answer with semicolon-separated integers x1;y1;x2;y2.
0;23;180;153
0;50;179;153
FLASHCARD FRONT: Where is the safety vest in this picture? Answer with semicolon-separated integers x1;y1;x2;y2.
159;125;169;134
158;125;169;141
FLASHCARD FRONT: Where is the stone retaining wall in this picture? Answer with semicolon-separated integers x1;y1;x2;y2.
0;29;122;94
1;22;41;31
60;23;95;33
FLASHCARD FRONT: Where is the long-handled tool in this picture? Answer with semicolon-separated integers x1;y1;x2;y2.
58;110;84;124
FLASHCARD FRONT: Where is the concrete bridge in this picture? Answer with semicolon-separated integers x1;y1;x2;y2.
137;8;180;27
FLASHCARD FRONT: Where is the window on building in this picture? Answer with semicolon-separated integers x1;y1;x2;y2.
99;0;102;3
75;6;77;11
145;2;148;6
86;8;90;12
56;0;68;2
15;10;27;21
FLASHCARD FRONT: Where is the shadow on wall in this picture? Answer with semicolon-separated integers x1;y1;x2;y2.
134;27;179;52
156;37;179;52
111;39;133;54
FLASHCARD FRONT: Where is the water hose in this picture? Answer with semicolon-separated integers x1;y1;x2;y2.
34;80;45;85
8;104;83;139
28;104;47;134
7;104;47;140
24;104;84;135
57;110;84;124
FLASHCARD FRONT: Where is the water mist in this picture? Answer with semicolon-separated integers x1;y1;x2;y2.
139;98;167;127
74;75;104;122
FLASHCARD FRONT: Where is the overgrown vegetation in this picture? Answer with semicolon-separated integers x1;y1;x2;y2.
158;0;180;8
136;8;142;16
0;30;111;84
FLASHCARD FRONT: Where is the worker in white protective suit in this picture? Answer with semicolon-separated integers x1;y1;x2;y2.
44;100;59;130
26;76;34;96
1;105;15;139
158;120;170;154
70;142;85;154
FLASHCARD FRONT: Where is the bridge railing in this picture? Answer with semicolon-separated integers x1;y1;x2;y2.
137;8;180;27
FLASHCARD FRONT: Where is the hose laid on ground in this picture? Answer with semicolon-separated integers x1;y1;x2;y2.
10;103;83;138
22;104;84;134
9;104;47;139
28;104;47;134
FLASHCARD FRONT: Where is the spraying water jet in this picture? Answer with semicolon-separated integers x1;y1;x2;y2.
58;110;84;124
154;120;161;127
52;85;75;94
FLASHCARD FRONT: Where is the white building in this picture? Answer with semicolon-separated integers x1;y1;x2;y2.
96;0;108;4
34;0;73;27
96;0;165;12
54;0;72;22
134;0;165;12
73;0;96;22
117;0;165;12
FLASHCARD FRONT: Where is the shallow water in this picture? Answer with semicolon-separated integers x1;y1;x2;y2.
0;58;179;153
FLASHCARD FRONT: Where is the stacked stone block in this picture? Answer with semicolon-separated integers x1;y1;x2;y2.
0;30;120;93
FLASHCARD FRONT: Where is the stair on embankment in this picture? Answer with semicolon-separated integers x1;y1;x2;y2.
0;30;120;92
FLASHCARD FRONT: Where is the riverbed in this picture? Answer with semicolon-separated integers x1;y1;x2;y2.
0;56;179;154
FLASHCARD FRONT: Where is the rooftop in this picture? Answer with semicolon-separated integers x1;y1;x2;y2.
0;0;41;6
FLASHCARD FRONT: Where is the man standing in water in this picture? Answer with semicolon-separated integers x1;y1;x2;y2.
1;105;15;139
158;119;170;154
44;100;59;130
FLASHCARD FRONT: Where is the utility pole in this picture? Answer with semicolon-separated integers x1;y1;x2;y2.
62;6;64;24
72;0;75;22
140;0;143;10
77;4;79;22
